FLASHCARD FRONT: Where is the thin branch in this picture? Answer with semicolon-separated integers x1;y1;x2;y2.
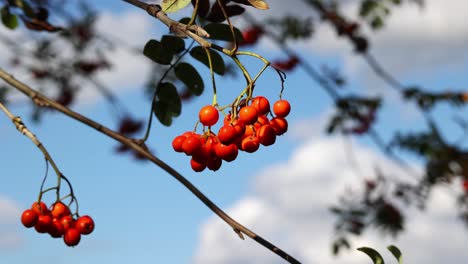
0;68;301;264
0;100;64;200
364;53;405;91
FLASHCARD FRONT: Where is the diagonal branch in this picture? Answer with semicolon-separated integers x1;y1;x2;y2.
0;68;302;263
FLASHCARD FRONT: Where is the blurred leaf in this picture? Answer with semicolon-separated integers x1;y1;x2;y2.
357;247;385;264
267;16;314;41
144;39;173;65
332;237;350;255
203;23;243;42
1;6;19;30
387;245;403;264
161;35;185;54
174;62;204;96
206;2;245;23
190;46;225;75
371;16;384;29
0;85;9;104
153;82;181;126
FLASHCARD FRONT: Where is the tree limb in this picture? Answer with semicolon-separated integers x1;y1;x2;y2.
0;68;301;263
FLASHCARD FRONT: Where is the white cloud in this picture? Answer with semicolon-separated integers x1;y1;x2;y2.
0;196;23;249
193;118;468;263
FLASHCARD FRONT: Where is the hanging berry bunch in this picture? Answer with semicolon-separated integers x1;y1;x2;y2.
173;95;291;172
22;200;94;247
20;169;95;247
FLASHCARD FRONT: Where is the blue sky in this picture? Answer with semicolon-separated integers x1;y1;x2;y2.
1;0;468;263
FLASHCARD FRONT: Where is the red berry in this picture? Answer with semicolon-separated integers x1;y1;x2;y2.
273;100;291;118
241;136;260;153
238;106;258;125
256;115;270;126
199;105;219;126
60;215;75;231
182;135;202;156
252;96;270;116
49;218;65;238
270;117;288;135
31;201;48;215
217;125;238;145
75;215;95;235
21;209;39;228
172;135;187;152
190;158;206;172
463;180;468;192
244;125;255;137
232;119;246;137
51;202;71;219
64;228;81;247
214;143;239;162
35;214;52;233
257;125;276;146
207;158;222;171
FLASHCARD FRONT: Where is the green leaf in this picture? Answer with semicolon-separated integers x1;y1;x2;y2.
1;7;19;30
190;46;225;75
203;23;243;42
161;35;185;54
153;82;181;126
143;39;173;65
357;247;385;264
175;62;204;96
387;245;403;264
161;0;191;13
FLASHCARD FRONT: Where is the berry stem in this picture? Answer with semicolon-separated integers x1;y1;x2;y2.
216;0;239;54
203;47;218;106
187;0;199;26
142;40;196;142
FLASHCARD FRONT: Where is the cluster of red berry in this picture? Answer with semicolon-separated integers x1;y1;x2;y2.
172;97;291;172
21;201;94;247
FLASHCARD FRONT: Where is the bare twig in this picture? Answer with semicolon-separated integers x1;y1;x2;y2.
0;100;64;200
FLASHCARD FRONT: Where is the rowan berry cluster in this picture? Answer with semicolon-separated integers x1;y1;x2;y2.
21;201;94;247
172;96;291;172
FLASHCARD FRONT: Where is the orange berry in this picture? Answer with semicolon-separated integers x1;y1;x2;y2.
252;96;270;116
273;100;291;118
199;105;219;126
257;125;276;146
238;106;258;125
270;117;288;135
241;136;260;153
218;125;238;145
214;143;239;162
51;202;71;219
